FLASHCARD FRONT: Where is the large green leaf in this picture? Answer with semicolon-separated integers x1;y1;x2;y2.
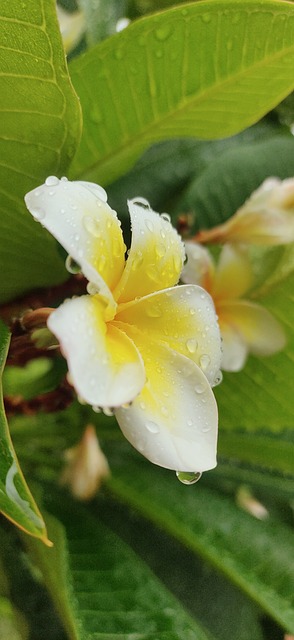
0;320;49;544
69;0;294;185
107;121;280;216
7;403;293;636
24;490;213;640
176;134;294;231
0;0;81;303
106;449;294;633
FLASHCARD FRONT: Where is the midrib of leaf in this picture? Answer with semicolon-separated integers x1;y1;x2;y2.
69;1;294;183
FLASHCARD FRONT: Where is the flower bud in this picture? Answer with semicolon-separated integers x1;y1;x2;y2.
60;425;110;500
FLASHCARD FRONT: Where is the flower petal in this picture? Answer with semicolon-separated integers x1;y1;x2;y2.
115;284;222;387
57;5;85;54
115;334;218;471
219;300;286;363
181;242;215;291
25;178;125;304
219;323;248;372
114;199;185;302
194;178;294;246
212;245;253;301
47;295;145;407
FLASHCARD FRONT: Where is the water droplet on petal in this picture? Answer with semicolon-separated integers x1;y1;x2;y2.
132;197;151;209
45;176;59;186
32;207;45;221
176;471;202;485
146;265;159;282
103;407;114;417
131;252;144;271
92;405;101;413
161;213;171;223
156;243;166;258
212;370;223;387
200;354;211;371
65;255;81;274
145;219;154;232
84;215;101;237
87;282;100;295
194;382;206;394
145;420;159;434
186;338;198;354
202;424;211;433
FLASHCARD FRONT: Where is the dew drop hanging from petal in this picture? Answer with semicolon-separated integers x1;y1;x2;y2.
176;471;202;485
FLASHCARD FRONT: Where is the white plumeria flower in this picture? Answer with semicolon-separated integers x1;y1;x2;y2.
25;178;222;473
56;4;85;54
196;177;294;245
182;242;286;372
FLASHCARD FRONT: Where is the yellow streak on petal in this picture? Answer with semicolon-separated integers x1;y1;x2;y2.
115;331;218;472
212;245;253;301
115;284;222;387
114;200;185;302
48;295;145;408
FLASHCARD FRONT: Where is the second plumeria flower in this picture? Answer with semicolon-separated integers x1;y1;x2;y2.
181;242;286;372
25;178;222;473
195;177;294;245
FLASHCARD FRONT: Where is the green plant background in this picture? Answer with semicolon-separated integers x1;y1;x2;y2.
0;1;293;639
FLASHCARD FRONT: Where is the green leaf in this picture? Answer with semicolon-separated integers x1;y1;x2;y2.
3;357;67;401
0;320;50;544
25;489;212;640
218;430;294;475
107;121;280;215
176;134;294;231
106;450;294;633
69;0;294;185
0;0;82;303
23;510;81;640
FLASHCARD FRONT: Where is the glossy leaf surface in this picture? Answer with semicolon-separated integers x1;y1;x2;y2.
69;0;294;184
0;0;81;303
